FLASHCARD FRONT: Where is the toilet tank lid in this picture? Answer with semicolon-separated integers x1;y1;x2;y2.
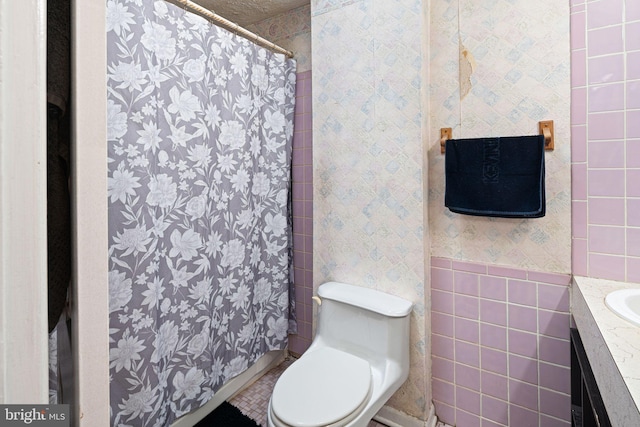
318;282;413;317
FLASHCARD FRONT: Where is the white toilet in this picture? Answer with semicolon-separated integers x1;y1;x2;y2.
267;281;413;427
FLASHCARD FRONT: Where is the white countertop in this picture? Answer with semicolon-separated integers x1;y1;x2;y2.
571;276;640;427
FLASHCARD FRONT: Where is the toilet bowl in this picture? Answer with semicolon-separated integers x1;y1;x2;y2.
267;282;413;427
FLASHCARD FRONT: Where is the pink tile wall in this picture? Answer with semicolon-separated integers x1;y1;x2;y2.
571;0;640;281
431;258;572;427
288;70;314;356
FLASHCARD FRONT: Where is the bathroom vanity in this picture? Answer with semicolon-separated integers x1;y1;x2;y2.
571;277;640;427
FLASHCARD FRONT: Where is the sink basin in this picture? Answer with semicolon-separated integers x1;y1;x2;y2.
605;289;640;327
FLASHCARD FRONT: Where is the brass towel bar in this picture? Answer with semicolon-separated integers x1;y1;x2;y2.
440;120;555;154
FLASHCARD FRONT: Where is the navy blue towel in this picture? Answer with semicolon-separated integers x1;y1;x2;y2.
444;135;545;218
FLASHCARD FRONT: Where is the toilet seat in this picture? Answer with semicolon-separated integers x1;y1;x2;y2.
271;347;372;427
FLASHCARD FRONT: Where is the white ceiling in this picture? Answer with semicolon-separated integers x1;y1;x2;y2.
198;0;309;26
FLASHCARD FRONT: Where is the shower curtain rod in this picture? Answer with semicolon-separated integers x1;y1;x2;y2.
167;0;294;58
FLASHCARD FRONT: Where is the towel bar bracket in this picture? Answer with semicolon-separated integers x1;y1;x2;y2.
539;120;554;151
440;127;452;154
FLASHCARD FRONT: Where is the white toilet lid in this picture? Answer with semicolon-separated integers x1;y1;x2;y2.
271;347;372;427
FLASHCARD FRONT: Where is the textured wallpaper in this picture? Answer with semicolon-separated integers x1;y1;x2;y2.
429;0;572;274
311;0;430;420
246;5;312;72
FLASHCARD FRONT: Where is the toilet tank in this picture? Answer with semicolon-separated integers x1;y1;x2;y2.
314;282;413;367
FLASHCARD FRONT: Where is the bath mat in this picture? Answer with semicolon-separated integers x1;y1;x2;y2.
195;401;261;427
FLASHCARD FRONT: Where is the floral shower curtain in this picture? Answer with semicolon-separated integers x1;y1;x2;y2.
106;0;296;425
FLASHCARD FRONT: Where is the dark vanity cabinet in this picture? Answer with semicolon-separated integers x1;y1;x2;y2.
570;328;611;427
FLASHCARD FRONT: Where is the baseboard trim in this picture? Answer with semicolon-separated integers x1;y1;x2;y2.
374;402;438;427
